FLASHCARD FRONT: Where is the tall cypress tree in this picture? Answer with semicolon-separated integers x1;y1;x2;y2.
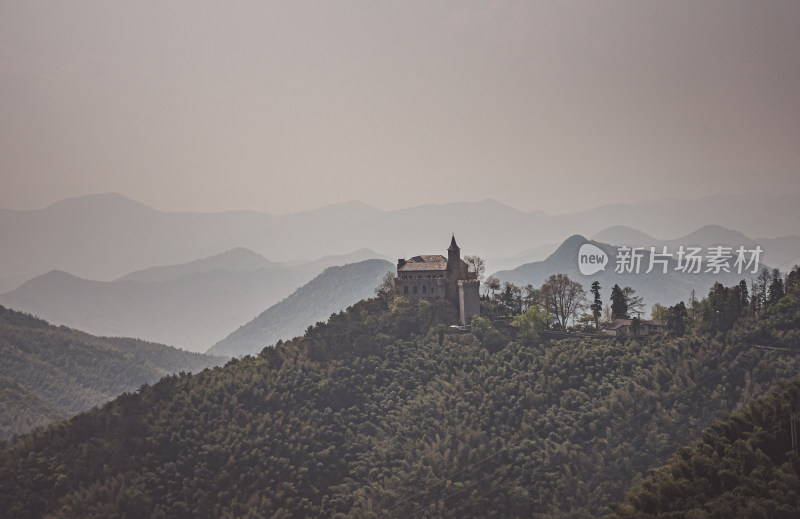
737;279;750;309
610;284;628;320
590;281;602;330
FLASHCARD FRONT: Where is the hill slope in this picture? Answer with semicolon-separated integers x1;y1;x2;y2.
609;375;800;518
0;377;67;441
3;290;800;517
208;258;394;356
0;306;225;439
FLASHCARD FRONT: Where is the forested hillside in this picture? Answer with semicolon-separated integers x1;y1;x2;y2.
3;283;800;517
0;377;66;441
608;376;800;518
0;306;225;440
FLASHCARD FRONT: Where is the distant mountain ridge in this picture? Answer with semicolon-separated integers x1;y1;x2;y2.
592;224;800;271
0;267;307;352
118;247;278;283
3;192;799;284
591;225;658;246
0;248;387;352
570;192;800;240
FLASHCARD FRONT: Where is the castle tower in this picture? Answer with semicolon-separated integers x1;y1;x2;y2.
447;234;460;271
458;280;481;326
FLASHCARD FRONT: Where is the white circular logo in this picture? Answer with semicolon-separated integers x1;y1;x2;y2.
578;244;608;275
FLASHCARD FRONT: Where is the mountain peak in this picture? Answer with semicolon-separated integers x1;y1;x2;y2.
117;248;274;283
674;225;753;245
42;193;156;214
592;225;658;246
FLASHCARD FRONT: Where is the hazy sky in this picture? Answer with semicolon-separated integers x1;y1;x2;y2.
1;1;799;214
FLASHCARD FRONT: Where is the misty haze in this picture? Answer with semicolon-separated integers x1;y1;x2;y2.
2;2;800;518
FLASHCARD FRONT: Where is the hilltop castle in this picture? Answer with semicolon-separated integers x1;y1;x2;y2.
394;235;481;326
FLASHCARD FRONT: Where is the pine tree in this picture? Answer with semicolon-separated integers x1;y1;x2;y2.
737;279;749;309
610;284;628;320
590;281;602;330
768;268;785;304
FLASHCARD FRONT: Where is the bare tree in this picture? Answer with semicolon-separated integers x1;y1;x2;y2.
463;254;486;282
540;273;587;329
522;284;540;311
602;304;613;323
622;286;645;317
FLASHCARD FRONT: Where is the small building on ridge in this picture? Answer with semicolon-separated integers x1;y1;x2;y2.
604;318;665;338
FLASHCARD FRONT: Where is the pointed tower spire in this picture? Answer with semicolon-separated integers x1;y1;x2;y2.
448;233;459;252
447;234;460;267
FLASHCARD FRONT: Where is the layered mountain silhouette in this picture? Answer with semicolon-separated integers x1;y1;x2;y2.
3;192;799;285
118;247;277;283
0;194;384;283
569;192;800;240
208;259;394;357
592;224;800;271
0;248;387;352
591;225;658;246
4;222;795;352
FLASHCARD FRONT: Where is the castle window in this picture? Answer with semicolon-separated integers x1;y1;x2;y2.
422;285;427;294
413;286;418;294
403;286;408;294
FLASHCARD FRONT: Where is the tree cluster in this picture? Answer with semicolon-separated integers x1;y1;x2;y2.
483;274;588;331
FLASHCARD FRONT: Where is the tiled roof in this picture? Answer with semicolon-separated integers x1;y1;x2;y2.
399;255;448;271
606;318;665;330
605;319;631;330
